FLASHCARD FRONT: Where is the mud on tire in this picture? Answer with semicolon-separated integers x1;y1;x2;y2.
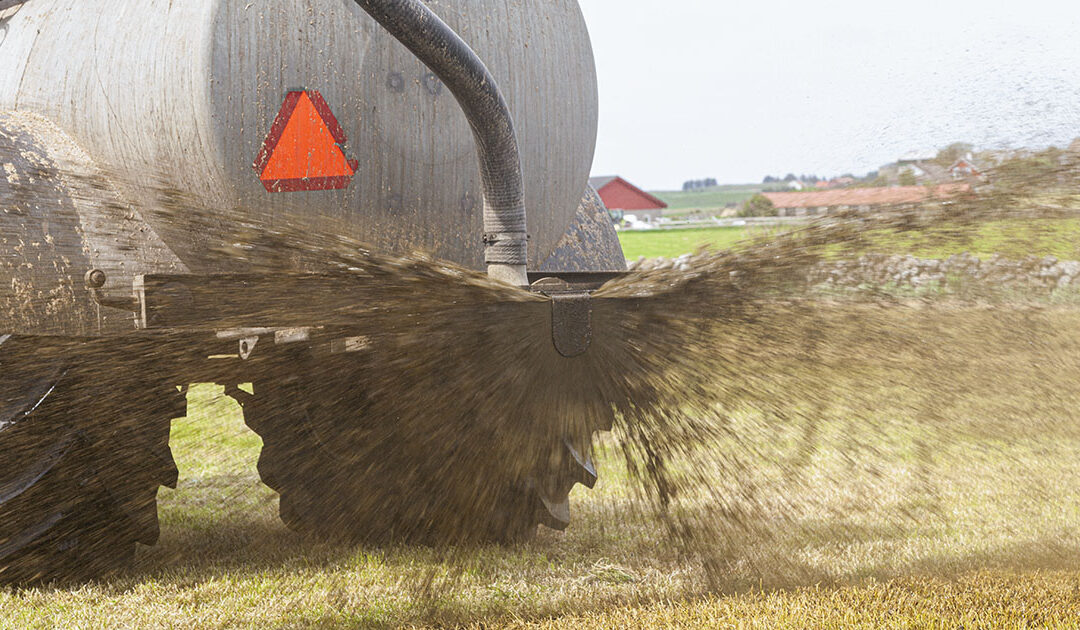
0;337;183;584
239;352;601;545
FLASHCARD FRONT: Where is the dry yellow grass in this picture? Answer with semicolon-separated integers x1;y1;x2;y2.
513;572;1080;629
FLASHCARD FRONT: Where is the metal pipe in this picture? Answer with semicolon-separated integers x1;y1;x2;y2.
350;0;529;286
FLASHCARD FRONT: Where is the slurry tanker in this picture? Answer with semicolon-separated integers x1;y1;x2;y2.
0;0;625;581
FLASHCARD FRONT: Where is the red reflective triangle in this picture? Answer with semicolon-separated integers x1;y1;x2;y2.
253;90;359;192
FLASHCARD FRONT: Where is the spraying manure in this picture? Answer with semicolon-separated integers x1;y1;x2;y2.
7;150;1080;591
3;0;1080;610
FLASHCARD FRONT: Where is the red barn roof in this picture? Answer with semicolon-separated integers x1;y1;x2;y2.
763;183;970;209
589;175;668;212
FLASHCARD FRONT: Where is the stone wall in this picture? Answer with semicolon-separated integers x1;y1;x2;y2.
628;253;1080;293
811;253;1080;291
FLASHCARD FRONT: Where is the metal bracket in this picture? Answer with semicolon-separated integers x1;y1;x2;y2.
549;292;592;358
84;269;139;313
531;275;599;358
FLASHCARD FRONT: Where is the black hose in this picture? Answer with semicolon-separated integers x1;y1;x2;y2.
350;0;529;281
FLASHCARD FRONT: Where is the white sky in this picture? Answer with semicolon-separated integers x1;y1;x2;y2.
579;0;1080;190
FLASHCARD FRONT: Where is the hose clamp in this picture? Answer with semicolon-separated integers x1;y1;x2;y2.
482;232;529;245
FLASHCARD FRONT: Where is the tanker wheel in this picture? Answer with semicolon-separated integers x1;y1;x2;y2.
238;355;601;545
0;336;183;584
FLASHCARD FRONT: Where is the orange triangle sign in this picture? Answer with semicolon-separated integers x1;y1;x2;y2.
254;90;359;192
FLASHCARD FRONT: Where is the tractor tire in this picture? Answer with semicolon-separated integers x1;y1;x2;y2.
0;337;183;584
239;357;602;545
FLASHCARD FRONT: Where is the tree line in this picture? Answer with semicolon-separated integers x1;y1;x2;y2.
682;178;718;191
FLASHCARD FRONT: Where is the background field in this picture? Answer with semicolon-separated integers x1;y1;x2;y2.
5;305;1080;628
617;226;753;259
651;184;763;214
618;217;1080;260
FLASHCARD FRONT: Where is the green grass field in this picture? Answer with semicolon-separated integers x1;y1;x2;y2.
617;226;754;259
651;184;763;213
618;217;1080;261
858;217;1080;260
5;306;1080;628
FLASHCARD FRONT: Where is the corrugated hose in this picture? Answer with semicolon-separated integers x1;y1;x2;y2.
350;0;530;286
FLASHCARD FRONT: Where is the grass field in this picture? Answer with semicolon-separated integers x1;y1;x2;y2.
618;217;1080;261
5;305;1080;628
858;217;1080;260
651;184;763;213
617;226;755;259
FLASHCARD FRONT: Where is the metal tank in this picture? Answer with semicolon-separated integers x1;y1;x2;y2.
0;0;617;278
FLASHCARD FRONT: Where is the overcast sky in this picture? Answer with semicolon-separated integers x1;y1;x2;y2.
579;0;1080;191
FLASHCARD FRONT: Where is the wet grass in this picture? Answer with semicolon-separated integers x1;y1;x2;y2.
5;304;1080;628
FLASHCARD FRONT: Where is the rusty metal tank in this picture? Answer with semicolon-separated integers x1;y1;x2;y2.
0;0;612;277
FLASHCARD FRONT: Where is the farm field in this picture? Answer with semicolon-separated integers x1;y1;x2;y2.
618;216;1080;260
651;184;763;213
5;305;1080;628
617;226;754;259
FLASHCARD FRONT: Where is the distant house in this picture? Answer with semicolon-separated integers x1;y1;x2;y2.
763;184;971;217
877;151;956;186
948;158;982;180
589;175;669;222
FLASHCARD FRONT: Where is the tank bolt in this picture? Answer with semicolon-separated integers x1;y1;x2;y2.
85;269;107;289
84;268;138;312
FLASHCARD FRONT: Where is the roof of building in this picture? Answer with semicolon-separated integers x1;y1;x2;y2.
763;183;971;209
588;175;669;209
588;175;619;190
